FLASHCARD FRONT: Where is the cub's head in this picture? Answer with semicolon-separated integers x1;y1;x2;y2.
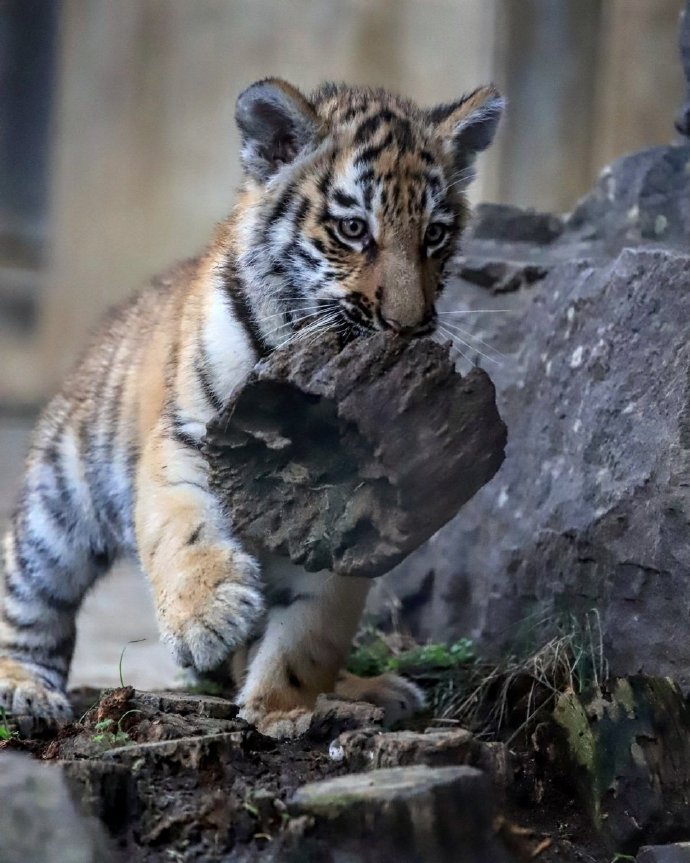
232;79;503;345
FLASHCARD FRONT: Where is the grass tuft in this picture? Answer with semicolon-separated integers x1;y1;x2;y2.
349;609;609;743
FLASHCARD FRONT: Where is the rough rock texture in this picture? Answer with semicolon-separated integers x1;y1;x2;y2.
289;765;515;863
374;141;690;685
205;331;506;577
638;845;690;863
0;752;114;863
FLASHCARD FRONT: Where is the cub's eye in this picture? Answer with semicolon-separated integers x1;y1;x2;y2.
338;217;368;241
425;222;448;246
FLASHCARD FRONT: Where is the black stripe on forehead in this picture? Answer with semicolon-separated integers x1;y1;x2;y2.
318;164;333;196
353;109;396;144
293;196;311;230
390;116;415;153
333;189;358;208
356;166;375;185
425;173;443;197
355;131;394;167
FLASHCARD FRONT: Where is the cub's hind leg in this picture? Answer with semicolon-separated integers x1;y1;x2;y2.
135;424;264;673
0;436;106;722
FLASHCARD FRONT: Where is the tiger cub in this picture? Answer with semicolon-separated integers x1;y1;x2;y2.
0;79;503;737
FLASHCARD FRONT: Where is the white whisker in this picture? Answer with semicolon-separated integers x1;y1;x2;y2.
439;323;502;367
275;312;340;351
437;325;474;367
266;310;322;336
261;305;322;321
441;320;506;360
438;309;513;315
292;316;341;351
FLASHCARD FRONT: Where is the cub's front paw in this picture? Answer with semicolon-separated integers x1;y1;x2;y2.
0;656;72;724
240;704;313;739
336;671;425;726
160;545;264;671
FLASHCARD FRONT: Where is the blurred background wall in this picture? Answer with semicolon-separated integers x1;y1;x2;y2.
0;0;685;404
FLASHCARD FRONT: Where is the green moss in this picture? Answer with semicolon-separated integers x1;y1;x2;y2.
553;690;600;826
188;679;228;698
346;638;392;677
388;639;475;672
347;636;474;677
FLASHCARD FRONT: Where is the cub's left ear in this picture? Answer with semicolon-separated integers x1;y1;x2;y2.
429;85;505;187
235;78;321;183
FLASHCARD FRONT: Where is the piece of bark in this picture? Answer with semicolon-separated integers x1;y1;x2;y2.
204;332;506;577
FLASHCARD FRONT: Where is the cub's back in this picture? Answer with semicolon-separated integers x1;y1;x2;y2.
22;257;202;554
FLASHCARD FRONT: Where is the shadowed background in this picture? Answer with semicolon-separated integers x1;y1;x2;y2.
0;0;685;688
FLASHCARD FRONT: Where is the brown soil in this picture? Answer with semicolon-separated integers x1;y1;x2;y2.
0;685;619;863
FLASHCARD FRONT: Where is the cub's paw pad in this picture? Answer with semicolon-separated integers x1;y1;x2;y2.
0;658;72;725
252;708;313;739
338;672;425;726
162;550;265;671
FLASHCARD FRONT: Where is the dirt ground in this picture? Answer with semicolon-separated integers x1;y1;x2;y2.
1;683;616;863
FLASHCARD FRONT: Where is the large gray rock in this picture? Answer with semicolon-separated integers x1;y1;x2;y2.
373;144;690;685
0;752;114;863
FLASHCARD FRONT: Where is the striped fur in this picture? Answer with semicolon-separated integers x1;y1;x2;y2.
0;79;503;734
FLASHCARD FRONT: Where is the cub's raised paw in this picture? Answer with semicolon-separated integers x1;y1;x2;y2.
159;546;264;671
335;671;425;726
252;708;313;739
0;656;72;725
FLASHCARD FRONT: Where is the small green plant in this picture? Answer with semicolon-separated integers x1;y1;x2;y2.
91;717;129;746
90;708;144;747
347;635;475;677
388;639;475;671
242;800;260;818
0;707;18;741
347;638;391;677
119;638;146;687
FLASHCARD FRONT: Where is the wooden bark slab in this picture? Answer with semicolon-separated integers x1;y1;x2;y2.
204;333;506;578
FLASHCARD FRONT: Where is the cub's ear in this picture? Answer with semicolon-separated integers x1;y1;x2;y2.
429;85;505;188
235;78;320;182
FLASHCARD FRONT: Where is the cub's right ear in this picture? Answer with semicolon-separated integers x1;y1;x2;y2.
235;79;320;182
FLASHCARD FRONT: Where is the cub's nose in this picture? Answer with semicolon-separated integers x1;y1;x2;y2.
382;315;416;336
381;314;432;338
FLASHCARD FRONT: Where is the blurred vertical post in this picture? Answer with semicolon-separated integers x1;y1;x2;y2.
486;0;604;212
593;0;685;168
487;0;685;213
676;0;690;136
